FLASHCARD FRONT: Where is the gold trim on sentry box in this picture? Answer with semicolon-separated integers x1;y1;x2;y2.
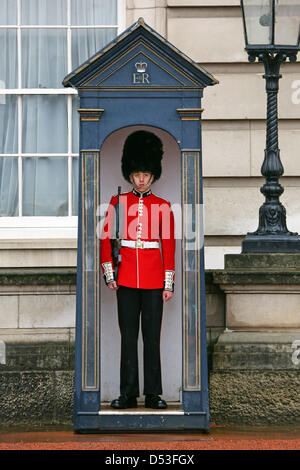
81;151;100;392
182;151;201;391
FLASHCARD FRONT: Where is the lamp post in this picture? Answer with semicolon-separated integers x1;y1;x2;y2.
240;0;300;252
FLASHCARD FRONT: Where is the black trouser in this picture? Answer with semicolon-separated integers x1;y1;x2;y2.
116;286;164;398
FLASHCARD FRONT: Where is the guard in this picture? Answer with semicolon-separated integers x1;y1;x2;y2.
100;130;175;409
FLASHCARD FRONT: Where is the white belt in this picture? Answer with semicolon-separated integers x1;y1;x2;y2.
121;240;159;249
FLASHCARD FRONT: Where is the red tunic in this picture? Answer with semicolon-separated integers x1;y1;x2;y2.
100;188;175;290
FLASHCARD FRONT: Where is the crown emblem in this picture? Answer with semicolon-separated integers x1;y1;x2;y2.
135;61;147;73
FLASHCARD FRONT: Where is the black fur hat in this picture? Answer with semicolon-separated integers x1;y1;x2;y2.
121;130;163;183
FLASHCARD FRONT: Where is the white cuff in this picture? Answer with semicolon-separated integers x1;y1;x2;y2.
102;262;115;284
164;270;175;292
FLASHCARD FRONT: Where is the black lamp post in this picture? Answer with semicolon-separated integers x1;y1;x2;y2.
240;0;300;252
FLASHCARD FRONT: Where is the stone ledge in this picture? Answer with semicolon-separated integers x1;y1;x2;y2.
212;253;300;285
0;343;75;372
213;271;300;285
0;328;75;343
0;329;75;371
217;331;300;344
0;239;77;249
212;331;300;370
211;253;300;285
0;268;222;286
225;253;300;270
0;268;77;286
207;253;300;286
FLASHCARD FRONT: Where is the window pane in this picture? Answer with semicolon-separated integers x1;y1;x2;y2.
71;0;117;25
71;28;117;70
0;157;18;216
0;0;17;25
22;95;68;153
243;0;273;45
72;95;80;153
21;0;67;25
22;157;68;216
275;0;300;46
0;29;18;89
22;29;67;88
72;157;78;216
0;95;18;153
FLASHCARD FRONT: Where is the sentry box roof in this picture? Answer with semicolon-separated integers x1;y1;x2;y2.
62;17;218;90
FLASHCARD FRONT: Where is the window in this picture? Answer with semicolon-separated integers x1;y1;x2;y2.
0;0;124;225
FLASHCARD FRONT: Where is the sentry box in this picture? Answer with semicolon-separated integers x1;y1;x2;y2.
63;18;218;433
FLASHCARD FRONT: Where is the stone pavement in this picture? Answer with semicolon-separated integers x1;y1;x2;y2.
0;425;300;450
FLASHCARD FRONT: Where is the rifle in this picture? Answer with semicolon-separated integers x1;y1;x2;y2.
110;186;122;278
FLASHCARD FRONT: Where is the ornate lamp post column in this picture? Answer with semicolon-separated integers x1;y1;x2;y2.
240;0;300;252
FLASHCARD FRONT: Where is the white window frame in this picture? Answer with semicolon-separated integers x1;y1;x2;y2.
0;0;126;238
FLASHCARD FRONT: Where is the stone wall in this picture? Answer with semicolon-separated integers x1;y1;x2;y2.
210;331;300;425
209;254;300;425
1;268;300;428
0;269;224;428
0;269;76;428
0;335;75;428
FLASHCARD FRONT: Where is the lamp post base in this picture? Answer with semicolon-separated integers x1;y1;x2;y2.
242;233;300;253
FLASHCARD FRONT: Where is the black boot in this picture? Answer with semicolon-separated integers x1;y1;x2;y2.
110;396;137;409
145;395;167;409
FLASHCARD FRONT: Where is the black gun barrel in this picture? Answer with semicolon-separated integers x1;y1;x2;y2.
116;186;121;239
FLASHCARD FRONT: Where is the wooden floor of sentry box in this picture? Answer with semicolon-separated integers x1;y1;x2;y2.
75;403;209;433
99;402;183;415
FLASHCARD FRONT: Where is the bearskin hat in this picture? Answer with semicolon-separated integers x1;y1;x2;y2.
121;130;163;183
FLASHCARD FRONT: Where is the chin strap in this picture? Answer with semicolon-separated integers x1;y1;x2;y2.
144;174;154;189
130;173;154;191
